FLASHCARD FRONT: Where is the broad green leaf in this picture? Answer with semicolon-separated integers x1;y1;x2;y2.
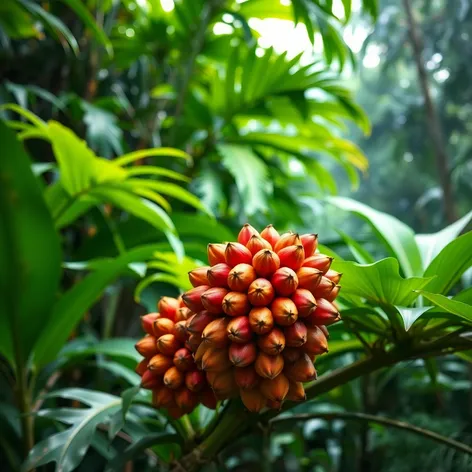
327;197;422;277
337;230;375;264
394;306;433;331
419;291;472;324
0;121;61;366
332;258;432;306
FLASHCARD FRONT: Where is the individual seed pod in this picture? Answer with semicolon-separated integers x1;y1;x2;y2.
141;369;163;389
252;249;280;277
234;366;260;390
260;374;289;402
148;354;174;374
185;370;206;392
174;387;199;412
208;243;227;265
152;387;174;407
135;336;158;358
182;285;210;312
174;320;188;342
178;295;186;307
158;297;180;320
240;388;267;413
188;266;210;287
266;399;283;410
255;353;284;379
141;313;159;335
291;288;317;318
210;370;238;399
229;342;257;367
187;311;214;334
227;263;257;291
271;267;298;296
302;254;333;274
225;242;253;267
201;348;232;372
274;232;301;253
248;307;274;335
260;224;280;248
313;277;336;299
202;318;230;347
271;298;298;326
222;292;251;317
157;334;180;356
282;347;302;363
186;333;202;353
207;263;231;288
284;321;308;347
163;366;185;389
325;285;341;302
284;353;316;382
135;359;148;376
175;307;192;322
300;233;318;257
200;387;218;409
257;328;286;355
167;406;185;419
201;287;229;313
227;316;253;343
277;245;305;271
194;342;209;369
325;269;342;284
307;298;341;326
319;325;330;339
296;267;323;293
153;318;175;338
246;235;272;255
303;326;329;355
173;347;194;372
238;223;260;245
286;381;306;402
247;278;275;306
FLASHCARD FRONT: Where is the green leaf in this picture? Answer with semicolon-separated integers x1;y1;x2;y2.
337;230;375;264
419;291;472;324
0;121;61;366
394;306;433;331
114;148;191;167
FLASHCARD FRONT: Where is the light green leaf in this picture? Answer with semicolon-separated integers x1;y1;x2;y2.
394;306;433;331
419;291;472;324
126;166;190;182
337;229;375;264
114;148;191;167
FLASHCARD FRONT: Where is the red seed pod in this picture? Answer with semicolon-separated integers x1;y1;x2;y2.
313;277;336;299
325;285;341;302
185;370;206;392
255;352;284;379
174;387;199;412
200;387;218;409
238;223;260;245
266;399;283;410
157;334;180;356
201;287;229;313
141;369;163;389
208;243;227;265
182;285;210;312
234;366;260;390
247;278;275;306
135;336;158;358
284;353;316;382
284;321;308;347
178;295;186;307
304;326;329;355
302;254;333;273
286;381;306;402
188;266;211;287
277;245;305;271
174;320;188;342
274;232;301;252
296;267;323;293
271;267;298;296
260;224;280;248
202;318;230;347
186;333;202;352
202;348;232;372
187;311;214;334
227;263;257;291
260;374;289;402
240;388;267;412
282;347;302;363
225;242;253;267
227;316;253;343
167;406;185;419
249;307;274;335
158;297;180;320
291;288;317;318
257;328;286;355
152;387;175;407
252;249;280;278
173;348;194;372
148;353;174;374
207;263;231;288
175;307;192;322
229;342;257;367
194;342;210;369
222;292;251;317
300;233;318;257
325;269;342;284
135;359;148;376
153;318;175;338
141;313;159;335
319;325;330;339
271;298;298;326
246;235;272;255
209;370;238;399
307;298;341;326
163;366;185;389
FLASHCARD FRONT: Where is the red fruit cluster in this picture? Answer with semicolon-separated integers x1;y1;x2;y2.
182;224;342;412
135;297;217;418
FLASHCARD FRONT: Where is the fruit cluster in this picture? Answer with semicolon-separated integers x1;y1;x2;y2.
181;224;341;412
135;297;217;419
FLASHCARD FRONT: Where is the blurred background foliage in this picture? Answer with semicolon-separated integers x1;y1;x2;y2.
1;0;472;471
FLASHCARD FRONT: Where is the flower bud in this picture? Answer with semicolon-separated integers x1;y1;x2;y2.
186;333;202;352
174;387;199;412
282;347;302;363
274;232;301;252
185;370;206;392
249;307;274;335
201;287;229;313
202;348;232;372
141;313;159;335
163;366;185;389
207;263;231;288
307;298;341;326
202;318;230;347
209;370;238;399
222;292;251;316
182;285;210;312
286;381;306;402
277;245;305;271
227;263;257;291
189;266;210;287
284;353;316;382
234;366;260;390
246;235;272;255
252;249;280;277
247;278;275;306
135;336;158;358
291;288;317;318
271;267;298;296
208;243;226;265
158;297;180;320
260;224;280;248
302;254;332;273
238;223;260;245
175;307;192;322
313;277;336;299
225;242;253;267
260;374;289;402
141;369;163;389
325;269;342;284
152;387;174;407
325;285;341;302
227;316;253;343
284;321;307;347
240;388;266;412
148;353;174;374
296;267;323;293
174;320;188;342
255;352;284;379
300;233;318;257
173;347;194;372
157;334;180;356
257;328;286;355
135;359;148;376
187;311;213;334
303;326;328;355
200;387;218;409
229;342;257;367
153;318;175;338
271;298;298;326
